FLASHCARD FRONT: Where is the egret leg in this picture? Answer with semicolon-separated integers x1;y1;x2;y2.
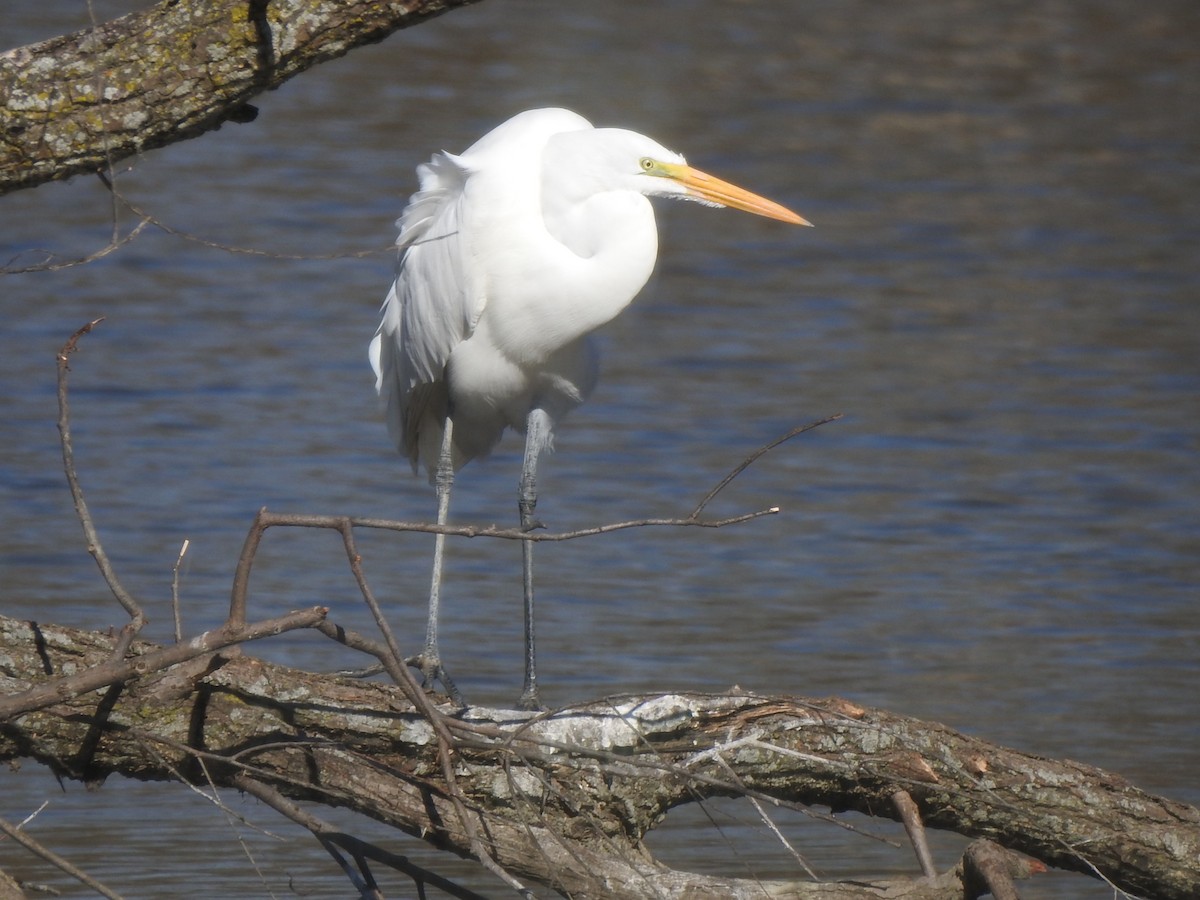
415;415;463;706
517;408;551;710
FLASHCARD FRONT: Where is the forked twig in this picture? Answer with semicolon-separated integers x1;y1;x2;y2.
690;413;843;519
0;100;147;275
229;415;842;561
0;172;385;274
95;170;392;261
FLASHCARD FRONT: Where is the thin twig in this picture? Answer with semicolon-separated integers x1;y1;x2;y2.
98;171;390;261
56;318;147;632
232;774;489;900
0;63;144;276
234;776;383;900
308;613;532;896
172;539;190;643
690;414;843;519
233;417;840;550
244;505;774;545
713;753;820;880
2;219;152;274
229;509;268;628
335;521;417;690
0;812;126;900
136;737;286;843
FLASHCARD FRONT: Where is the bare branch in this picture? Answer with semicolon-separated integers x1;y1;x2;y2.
893;788;937;878
56;318;146;633
2;217;152;273
171;538;190;643
99;176;392;261
241;506;781;545
0;606;327;721
690;414;843;519
0;812;126;900
232;774;490;900
224;415;840;571
1;0;483;195
4;626;1192;900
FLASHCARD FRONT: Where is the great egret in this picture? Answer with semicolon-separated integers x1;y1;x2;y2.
369;107;808;709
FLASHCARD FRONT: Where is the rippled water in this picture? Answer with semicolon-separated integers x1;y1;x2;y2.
2;1;1198;896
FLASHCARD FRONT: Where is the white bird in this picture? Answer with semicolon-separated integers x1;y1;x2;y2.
369;108;809;709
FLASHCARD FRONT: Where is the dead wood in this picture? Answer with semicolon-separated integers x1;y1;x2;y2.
1;613;1196;898
0;0;479;195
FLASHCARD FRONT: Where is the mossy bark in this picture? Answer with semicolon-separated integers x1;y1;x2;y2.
0;0;475;194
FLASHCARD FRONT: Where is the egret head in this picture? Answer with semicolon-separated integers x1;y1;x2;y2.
634;153;810;225
543;125;809;226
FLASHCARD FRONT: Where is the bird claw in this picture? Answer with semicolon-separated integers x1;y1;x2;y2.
520;516;546;533
405;652;465;707
516;688;545;712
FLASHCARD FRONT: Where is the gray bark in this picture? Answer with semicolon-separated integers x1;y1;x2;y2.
1;613;1196;898
0;0;477;194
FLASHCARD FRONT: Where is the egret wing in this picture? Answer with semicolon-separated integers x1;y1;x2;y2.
369;151;483;469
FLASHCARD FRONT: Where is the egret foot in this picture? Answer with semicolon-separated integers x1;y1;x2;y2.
516;683;544;712
405;652;465;707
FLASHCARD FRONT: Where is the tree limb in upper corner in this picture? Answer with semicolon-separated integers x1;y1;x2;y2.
0;0;480;196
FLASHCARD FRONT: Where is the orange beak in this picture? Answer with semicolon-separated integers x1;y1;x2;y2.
661;161;811;226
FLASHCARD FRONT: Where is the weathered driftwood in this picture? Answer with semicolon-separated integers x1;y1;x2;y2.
0;0;478;195
1;613;1197;898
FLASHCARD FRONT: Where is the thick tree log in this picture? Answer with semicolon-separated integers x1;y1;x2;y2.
1;614;1197;899
0;0;477;195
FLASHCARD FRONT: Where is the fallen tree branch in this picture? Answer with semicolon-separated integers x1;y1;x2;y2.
0;607;327;722
1;615;1195;899
0;0;481;195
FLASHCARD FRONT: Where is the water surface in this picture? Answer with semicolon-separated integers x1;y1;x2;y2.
2;1;1198;896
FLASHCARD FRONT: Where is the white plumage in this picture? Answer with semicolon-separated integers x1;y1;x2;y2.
369;108;808;708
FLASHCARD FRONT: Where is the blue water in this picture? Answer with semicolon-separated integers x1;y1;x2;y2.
2;1;1198;896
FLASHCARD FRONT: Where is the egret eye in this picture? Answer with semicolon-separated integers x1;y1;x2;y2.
639;157;656;172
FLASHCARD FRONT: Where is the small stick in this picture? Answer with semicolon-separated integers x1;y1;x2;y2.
232;775;487;900
56;318;146;633
690;414;843;519
892;789;937;877
172;539;190;643
0;813;126;900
